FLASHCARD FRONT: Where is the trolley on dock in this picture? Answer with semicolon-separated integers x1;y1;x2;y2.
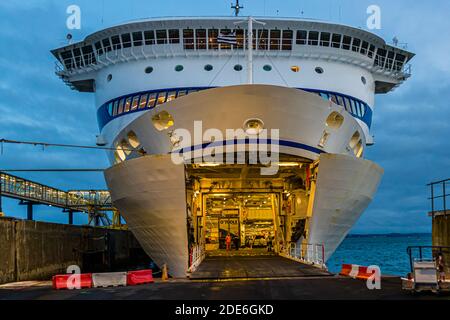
402;246;450;293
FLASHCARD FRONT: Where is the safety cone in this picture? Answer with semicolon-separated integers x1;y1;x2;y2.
162;264;168;282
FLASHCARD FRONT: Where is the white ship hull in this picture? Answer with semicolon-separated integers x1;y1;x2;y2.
104;85;383;277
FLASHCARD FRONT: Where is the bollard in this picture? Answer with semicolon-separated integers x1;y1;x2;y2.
162;264;169;282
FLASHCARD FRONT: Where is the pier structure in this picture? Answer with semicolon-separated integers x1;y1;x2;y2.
0;171;124;229
428;178;450;275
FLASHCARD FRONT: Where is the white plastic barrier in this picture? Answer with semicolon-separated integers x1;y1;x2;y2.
92;272;127;288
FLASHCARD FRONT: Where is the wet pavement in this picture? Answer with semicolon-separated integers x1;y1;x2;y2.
190;255;331;279
0;276;448;300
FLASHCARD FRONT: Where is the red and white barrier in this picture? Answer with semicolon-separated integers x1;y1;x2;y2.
52;269;154;290
127;269;154;286
340;264;375;280
52;273;92;290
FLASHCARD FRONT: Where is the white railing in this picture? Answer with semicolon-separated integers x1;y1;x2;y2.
282;242;326;269
188;243;206;273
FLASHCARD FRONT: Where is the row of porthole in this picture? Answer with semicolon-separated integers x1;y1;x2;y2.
108;66;366;85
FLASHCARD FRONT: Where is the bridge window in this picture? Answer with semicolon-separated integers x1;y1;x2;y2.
144;30;155;45
152;111;174;131
111;35;121;50
342;36;351;50
94;41;103;55
107;102;113;116
296;30;307;45
131;96;139;111
168;29;180;44
368;44;376;58
320;32;330;47
177;90;187;97
102;38;112;52
208;29;219;49
196;29;207;49
220;29;232;50
270;30;281;50
132;32;143;46
331;34;341;48
156;30;167;44
156;92;167;106
118;99;124;114
258;29;268;50
236;29;245;49
361;41;369;55
139;94;148;109
308;31;319;46
282;30;293;50
121;33;132;48
147;93;157;108
343;97;351;112
352;38;361;52
82;46;95;64
113;101;118;116
183;29;194;49
377;48;388;68
124;97;132;112
167;91;176;102
73;48;82;67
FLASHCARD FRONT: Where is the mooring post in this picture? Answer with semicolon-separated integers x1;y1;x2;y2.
0;173;3;214
27;202;33;221
68;210;74;225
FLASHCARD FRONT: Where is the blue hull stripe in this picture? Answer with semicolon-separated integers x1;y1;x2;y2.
173;139;325;155
97;86;373;131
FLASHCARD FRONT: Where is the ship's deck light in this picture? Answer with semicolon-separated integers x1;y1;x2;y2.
277;162;302;167
197;163;221;167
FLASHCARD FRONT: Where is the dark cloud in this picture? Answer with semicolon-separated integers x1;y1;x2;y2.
0;1;448;232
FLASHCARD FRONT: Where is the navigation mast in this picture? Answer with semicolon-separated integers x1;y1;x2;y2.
231;0;244;17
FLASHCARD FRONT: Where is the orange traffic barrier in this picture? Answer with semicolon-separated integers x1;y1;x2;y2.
52;273;92;290
127;269;154;286
340;264;376;280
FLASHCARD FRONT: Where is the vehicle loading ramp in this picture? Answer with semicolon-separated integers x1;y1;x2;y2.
189;255;332;280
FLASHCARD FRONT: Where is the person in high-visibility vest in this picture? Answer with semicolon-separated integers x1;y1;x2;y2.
225;233;232;251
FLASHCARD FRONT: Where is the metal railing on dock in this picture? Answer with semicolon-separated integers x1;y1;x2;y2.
428;178;449;217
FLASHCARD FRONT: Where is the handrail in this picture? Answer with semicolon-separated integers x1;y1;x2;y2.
188;243;206;273
57;38;408;76
284;242;326;268
406;246;450;273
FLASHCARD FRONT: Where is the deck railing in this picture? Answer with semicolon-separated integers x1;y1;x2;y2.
284;242;326;268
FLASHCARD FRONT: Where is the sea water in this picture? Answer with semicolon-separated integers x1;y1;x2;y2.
327;233;432;276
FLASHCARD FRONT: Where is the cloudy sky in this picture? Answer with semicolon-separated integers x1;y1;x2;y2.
0;0;449;232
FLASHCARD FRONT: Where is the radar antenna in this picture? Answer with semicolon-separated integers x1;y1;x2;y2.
231;0;244;17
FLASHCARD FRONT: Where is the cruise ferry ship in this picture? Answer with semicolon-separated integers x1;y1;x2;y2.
52;13;414;277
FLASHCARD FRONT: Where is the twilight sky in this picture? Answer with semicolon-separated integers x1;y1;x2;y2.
0;0;449;232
